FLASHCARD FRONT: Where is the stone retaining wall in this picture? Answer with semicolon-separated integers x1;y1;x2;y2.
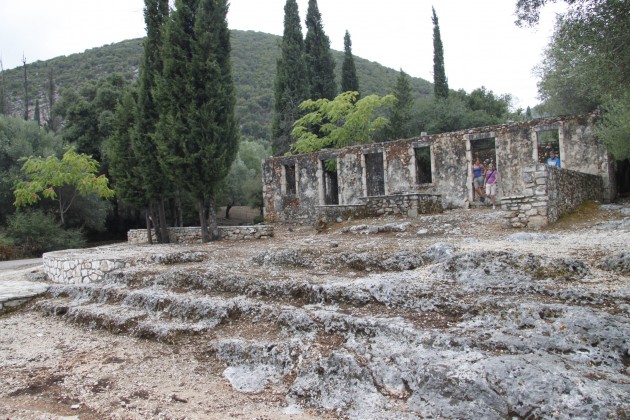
43;254;131;284
359;193;443;217
315;194;442;224
127;225;274;244
502;165;603;228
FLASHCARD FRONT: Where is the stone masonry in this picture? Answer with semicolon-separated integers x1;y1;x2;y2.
127;225;274;244
502;164;604;228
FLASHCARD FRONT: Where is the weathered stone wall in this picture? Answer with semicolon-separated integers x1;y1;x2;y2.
262;114;612;224
502;165;604;228
43;254;131;284
315;204;367;224
127;225;274;244
359;193;443;218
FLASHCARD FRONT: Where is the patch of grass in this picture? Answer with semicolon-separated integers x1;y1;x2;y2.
550;201;603;230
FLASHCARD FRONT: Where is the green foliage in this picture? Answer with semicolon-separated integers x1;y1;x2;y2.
0;114;63;225
272;0;310;156
387;70;415;140
596;94;630;160
341;31;359;95
56;73;130;162
6;210;85;256
13;148;115;225
304;0;337;100
156;0;238;241
291;91;395;153
432;7;449;99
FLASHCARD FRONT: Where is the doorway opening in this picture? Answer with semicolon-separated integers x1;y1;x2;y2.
322;158;339;205
364;152;385;196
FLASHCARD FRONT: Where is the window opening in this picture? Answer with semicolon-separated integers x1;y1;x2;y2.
284;164;296;195
365;152;385;196
414;146;432;184
537;129;561;167
322;159;339;205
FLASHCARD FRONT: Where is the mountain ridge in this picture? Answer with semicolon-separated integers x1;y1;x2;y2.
2;30;433;140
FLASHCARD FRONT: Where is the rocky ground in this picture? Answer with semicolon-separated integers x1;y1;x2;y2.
1;201;629;419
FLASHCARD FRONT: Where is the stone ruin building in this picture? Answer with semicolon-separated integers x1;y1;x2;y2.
262;113;615;228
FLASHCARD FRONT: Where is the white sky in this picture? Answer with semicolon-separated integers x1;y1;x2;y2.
0;0;566;109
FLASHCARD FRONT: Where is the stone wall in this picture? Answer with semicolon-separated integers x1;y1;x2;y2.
502;165;603;228
44;254;131;284
127;225;274;244
359;193;443;218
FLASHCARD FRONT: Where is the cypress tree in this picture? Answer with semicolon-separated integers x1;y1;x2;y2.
46;66;56;131
432;7;449;99
304;0;336;100
271;0;309;156
136;0;171;243
22;56;29;120
34;99;40;127
341;30;359;94
388;69;414;140
0;59;6;116
157;0;238;242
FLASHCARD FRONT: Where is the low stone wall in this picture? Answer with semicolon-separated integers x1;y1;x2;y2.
359;193;443;217
502;165;603;228
43;253;131;284
127;225;274;244
315;204;367;224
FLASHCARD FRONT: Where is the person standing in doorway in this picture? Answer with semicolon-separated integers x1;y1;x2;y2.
484;163;498;209
472;157;486;202
546;151;561;167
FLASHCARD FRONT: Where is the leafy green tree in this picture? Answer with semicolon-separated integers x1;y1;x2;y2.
520;0;629;156
341;30;359;95
304;0;336;100
387;69;415;140
432;7;449;99
157;0;238;242
291;91;395;153
0;114;63;225
271;0;309;156
217;138;271;216
596;93;630;160
13;148;115;226
58;73;130;162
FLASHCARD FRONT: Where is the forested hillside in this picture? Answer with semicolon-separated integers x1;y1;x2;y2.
2;30;432;140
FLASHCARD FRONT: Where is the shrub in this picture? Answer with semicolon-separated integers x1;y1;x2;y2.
0;234;15;261
6;210;85;256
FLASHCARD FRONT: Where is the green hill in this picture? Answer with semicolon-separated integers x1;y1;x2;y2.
2;30;433;140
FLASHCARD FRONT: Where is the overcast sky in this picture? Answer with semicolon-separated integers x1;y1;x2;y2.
0;0;566;109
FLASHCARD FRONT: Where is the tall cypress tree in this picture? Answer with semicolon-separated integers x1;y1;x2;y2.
34;99;40;127
341;30;359;95
22;56;29;120
157;0;238;242
271;0;309;156
432;7;449;99
304;0;336;101
46;66;56;131
0;59;6;116
388;69;414;140
136;0;171;243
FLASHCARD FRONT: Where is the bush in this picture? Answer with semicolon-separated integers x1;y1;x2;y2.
0;234;15;261
6;210;85;256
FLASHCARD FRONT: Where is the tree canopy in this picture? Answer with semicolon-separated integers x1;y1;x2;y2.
291;91;394;153
13;148;115;226
341;31;359;94
304;0;337;100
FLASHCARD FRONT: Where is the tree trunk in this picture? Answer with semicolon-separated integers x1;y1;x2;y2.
198;193;211;243
207;193;220;241
145;208;153;245
158;199;170;243
225;203;232;219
